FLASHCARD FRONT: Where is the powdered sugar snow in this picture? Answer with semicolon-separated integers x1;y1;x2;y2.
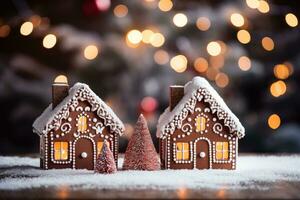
0;155;300;190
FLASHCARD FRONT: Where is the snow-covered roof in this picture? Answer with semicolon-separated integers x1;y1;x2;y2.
33;83;125;136
157;77;245;139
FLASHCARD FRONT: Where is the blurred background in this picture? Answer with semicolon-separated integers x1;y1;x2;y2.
0;0;299;155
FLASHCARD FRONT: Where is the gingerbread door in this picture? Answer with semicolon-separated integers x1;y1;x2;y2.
74;138;94;170
195;140;209;169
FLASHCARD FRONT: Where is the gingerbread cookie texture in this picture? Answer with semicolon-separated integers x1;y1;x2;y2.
157;76;245;170
123;114;160;171
95;141;117;174
32;75;124;170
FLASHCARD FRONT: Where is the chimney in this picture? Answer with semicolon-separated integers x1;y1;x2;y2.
52;75;69;109
169;85;184;111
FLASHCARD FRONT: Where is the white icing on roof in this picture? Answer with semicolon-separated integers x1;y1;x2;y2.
33;83;125;136
156;77;245;139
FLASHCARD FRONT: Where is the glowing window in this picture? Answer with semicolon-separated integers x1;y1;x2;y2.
195;116;206;132
97;141;110;156
54;142;68;160
216;142;229;160
77;115;87;132
176;143;189;161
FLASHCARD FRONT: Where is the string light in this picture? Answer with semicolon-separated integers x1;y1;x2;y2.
194;57;208;73
238;56;251;71
42;34;57;49
230;13;244;27
154;50;169;65
150;32;165;47
268;114;281;130
273;64;290;80
270;80;287;97
126;29;142;45
84;45;99;60
114;4;128;18
142;29;154;44
215;72;229;88
285;13;298;27
257;0;270;13
173;13;188;27
246;0;259;9
0;25;10;38
261;37;274;51
237;29;251;44
170;55;188;73
196;17;211;31
207;41;221;56
158;0;173;12
20;21;33;36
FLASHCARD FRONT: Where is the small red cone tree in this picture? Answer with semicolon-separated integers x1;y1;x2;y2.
94;140;117;174
123;114;160;170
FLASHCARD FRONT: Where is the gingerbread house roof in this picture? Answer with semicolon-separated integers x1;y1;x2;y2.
157;77;245;139
33;83;125;136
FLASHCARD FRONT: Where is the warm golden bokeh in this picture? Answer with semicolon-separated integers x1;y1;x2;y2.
285;13;298;27
258;0;270;13
154;50;169;65
210;55;224;69
237;29;251;44
150;33;165;47
196;17;211;31
194;57;208;73
206;67;219;81
238;56;251;71
261;37;274;51
158;0;173;12
126;29;142;45
173;13;188;27
0;25;10;38
215;73;229;88
170;55;188;73
207;41;221;56
142;29;154;44
270;80;287;97
114;4;128;18
42;34;57;49
268;114;281;130
84;45;99;60
273;64;290;80
230;13;245;27
20;21;34;36
246;0;259;9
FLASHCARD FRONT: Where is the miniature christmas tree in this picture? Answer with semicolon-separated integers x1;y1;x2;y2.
123;114;160;170
94;140;117;174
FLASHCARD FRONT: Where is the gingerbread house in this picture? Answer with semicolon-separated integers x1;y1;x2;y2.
157;77;245;170
33;75;124;170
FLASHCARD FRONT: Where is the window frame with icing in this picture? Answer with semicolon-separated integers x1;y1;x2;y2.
174;142;193;163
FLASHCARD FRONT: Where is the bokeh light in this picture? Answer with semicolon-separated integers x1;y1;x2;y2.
270;80;287;97
215;73;229;88
150;32;165;47
173;13;188;27
196;17;211;31
206;67;219;81
246;0;259;9
0;25;10;38
158;0;173;12
238;56;251;71
170;55;188;73
258;0;270;13
268;114;281;130
42;34;57;49
273;64;290;80
194;57;208;73
113;4;128;18
210;55;224;69
230;13;245;27
237;29;251;44
20;21;33;36
154;50;169;65
141;96;158;112
84;45;99;60
126;29;142;45
261;37;274;51
285;13;298;27
142;29;154;44
207;41;221;56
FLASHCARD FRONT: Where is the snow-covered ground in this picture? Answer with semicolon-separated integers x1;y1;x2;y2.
0;155;300;190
